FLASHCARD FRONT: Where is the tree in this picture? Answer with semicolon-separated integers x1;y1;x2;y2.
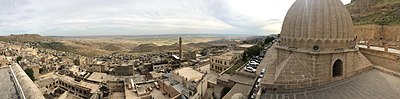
264;37;275;46
244;45;263;60
16;56;22;62
24;68;36;81
39;67;48;74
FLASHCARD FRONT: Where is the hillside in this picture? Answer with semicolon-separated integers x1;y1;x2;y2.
0;34;53;42
346;0;400;43
347;0;400;25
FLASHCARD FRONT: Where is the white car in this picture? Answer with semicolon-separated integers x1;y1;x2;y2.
249;62;259;66
245;67;256;73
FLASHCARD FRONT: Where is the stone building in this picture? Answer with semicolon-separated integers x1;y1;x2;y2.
171;67;208;99
262;0;373;90
210;51;244;72
109;65;133;76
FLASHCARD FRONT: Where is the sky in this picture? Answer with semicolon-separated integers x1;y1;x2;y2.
0;0;351;36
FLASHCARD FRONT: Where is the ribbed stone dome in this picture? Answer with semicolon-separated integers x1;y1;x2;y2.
280;0;355;51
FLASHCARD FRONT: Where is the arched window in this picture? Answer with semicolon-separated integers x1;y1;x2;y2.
332;59;343;77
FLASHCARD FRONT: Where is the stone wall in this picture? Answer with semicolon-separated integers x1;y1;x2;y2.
359;48;400;73
158;80;180;99
269;47;372;90
10;63;45;99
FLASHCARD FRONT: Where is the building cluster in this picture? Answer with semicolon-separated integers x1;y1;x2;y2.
0;36;258;99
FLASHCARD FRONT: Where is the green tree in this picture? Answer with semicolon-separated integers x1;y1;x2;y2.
243;45;263;60
264;37;275;46
39;67;48;74
24;68;36;81
16;56;22;62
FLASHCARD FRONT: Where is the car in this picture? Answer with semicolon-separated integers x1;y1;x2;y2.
247;66;256;69
250;61;258;63
259;74;264;78
249;62;259;65
245;67;256;73
247;64;258;68
260;69;266;75
251;59;261;63
245;69;255;73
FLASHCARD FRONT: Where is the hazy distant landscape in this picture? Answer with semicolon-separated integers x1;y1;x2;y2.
0;34;264;57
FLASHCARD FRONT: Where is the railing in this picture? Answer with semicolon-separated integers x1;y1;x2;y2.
8;65;27;99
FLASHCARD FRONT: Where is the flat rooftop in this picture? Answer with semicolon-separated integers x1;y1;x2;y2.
0;67;18;99
213;51;243;61
173;67;204;82
87;72;109;82
262;69;400;99
238;44;255;48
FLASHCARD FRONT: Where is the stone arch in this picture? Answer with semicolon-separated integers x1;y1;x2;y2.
332;59;343;77
332;40;339;49
299;39;305;49
281;38;287;46
339;40;344;48
315;39;322;51
288;39;293;47
324;40;332;50
293;39;299;48
306;39;313;50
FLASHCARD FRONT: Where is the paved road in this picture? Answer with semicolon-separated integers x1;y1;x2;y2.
262;70;400;99
0;68;18;99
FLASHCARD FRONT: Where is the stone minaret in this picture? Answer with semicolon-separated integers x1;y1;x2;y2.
179;37;182;67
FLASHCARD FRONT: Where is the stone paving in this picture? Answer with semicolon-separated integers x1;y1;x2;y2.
262;70;400;99
0;68;18;99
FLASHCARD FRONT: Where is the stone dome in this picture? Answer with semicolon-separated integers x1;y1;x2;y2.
231;93;245;99
279;0;355;51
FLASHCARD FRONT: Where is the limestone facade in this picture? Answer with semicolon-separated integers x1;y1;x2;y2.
210;51;243;73
360;48;400;73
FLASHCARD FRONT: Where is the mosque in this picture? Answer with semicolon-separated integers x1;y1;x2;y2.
262;0;372;90
257;0;400;98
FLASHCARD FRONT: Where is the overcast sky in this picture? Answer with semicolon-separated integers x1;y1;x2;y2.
0;0;351;36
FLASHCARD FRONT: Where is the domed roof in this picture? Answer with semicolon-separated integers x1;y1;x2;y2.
280;0;355;50
281;0;354;39
231;93;245;99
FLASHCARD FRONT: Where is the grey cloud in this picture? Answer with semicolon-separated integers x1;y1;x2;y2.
0;0;288;36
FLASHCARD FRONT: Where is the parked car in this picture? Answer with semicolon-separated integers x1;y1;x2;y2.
245;67;256;73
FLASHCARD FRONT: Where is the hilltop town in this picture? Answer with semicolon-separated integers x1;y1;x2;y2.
0;34;276;99
1;0;400;99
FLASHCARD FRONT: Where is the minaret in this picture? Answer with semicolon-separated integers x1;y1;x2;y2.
179;37;182;67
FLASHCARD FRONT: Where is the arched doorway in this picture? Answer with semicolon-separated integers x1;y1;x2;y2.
332;59;343;77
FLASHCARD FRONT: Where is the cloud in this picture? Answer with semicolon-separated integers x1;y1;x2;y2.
0;0;352;36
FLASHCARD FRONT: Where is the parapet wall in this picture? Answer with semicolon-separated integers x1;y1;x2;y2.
10;63;45;99
359;48;400;74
